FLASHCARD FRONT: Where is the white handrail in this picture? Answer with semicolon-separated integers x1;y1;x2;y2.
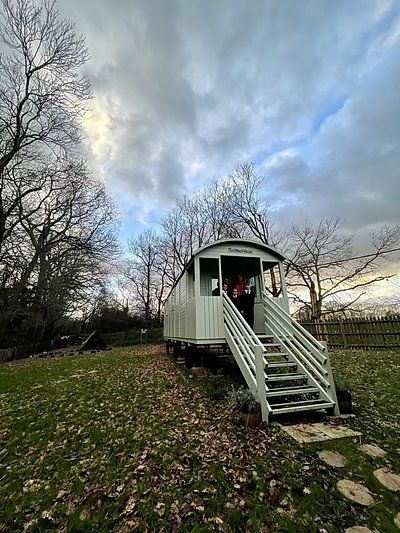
222;293;270;421
262;292;335;393
262;293;327;359
223;292;264;348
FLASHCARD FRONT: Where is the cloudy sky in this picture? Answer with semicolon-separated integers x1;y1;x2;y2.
58;0;400;250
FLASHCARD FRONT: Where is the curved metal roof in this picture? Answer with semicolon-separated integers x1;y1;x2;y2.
165;238;286;298
193;238;286;261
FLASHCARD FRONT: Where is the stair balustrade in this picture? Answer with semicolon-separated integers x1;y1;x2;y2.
222;293;270;421
262;292;338;411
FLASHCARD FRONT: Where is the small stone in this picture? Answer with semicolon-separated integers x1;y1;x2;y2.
345;526;374;533
337;480;375;506
358;444;387;458
373;468;400;492
394;512;400;529
318;450;347;468
79;508;92;520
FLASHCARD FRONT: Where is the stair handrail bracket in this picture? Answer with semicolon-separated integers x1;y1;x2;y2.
222;293;271;421
262;292;338;410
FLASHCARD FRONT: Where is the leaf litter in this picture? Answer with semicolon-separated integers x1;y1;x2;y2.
0;345;399;531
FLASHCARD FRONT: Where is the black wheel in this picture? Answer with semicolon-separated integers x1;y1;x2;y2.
185;352;193;369
172;342;180;360
185;345;196;369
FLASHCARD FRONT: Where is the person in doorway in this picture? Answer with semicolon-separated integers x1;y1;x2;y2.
240;281;255;329
229;287;241;310
222;282;229;295
212;281;220;296
234;274;245;296
223;277;232;295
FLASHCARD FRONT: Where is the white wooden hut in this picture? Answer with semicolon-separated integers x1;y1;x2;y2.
164;238;338;422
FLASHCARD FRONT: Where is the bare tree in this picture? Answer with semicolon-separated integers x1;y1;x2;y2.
155;162;279;284
225;162;284;247
0;0;91;262
0;0;91;173
125;229;168;322
287;218;400;320
0;160;118;342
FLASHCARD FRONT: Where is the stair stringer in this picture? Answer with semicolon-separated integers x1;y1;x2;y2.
262;293;339;415
222;294;271;422
263;328;335;405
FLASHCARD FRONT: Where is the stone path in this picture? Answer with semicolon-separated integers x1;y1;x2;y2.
336;479;375;506
317;450;347;468
345;526;377;533
373;468;400;492
280;422;361;443
358;444;387;458
319;443;400;531
283;423;399;531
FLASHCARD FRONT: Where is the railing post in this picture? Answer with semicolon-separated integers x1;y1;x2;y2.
255;345;269;423
320;340;340;415
339;318;348;349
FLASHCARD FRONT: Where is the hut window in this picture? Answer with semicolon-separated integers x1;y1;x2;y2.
199;257;219;296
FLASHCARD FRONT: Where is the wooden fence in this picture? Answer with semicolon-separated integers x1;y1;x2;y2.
0;329;165;364
0;340;54;363
101;328;164;347
299;316;400;349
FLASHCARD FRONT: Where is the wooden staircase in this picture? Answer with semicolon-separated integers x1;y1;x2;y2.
259;334;335;418
222;293;339;423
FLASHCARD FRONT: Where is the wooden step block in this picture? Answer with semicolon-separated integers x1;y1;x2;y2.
266;387;319;398
267;362;297;368
270;400;334;415
266;373;307;382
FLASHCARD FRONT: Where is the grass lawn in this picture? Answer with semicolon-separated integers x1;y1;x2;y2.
0;345;399;532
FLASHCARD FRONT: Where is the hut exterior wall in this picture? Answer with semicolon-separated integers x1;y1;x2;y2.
164;239;289;343
196;296;224;340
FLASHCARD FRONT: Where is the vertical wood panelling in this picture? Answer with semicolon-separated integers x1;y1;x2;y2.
196;297;223;339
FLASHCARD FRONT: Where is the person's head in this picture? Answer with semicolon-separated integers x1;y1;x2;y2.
222;283;228;292
232;288;238;297
245;281;251;290
237;274;242;281
223;278;229;285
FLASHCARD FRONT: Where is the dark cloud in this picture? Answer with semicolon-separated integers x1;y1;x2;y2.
267;55;400;242
57;0;400;241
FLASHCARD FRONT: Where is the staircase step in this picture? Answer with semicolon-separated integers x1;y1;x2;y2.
267;362;297;369
258;335;274;341
270;400;334;415
266;386;319;398
266;373;307;382
264;353;288;358
267;383;315;391
262;345;283;352
262;342;282;347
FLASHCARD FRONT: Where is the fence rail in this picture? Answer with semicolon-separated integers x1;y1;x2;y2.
299;316;400;349
101;328;164;347
0;329;165;364
0;341;54;363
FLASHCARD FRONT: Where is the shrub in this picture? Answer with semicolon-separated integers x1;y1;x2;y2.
228;385;259;413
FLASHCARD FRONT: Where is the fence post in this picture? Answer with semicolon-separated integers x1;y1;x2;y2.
339;318;348;349
255;345;269;423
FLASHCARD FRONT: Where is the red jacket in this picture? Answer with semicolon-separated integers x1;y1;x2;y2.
234;280;244;296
